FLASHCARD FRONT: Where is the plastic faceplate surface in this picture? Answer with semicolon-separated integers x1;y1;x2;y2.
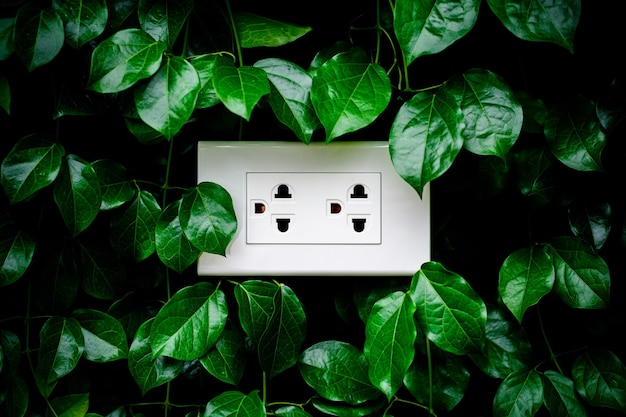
197;141;430;276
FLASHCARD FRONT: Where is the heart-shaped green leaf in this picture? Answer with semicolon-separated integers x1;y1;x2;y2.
155;199;200;273
199;327;247;386
493;369;543;417
14;5;64;71
52;0;108;49
204;391;265;417
190;54;220;109
572;348;626;412
138;0;193;48
72;308;129;362
234;12;312;48
37;316;84;384
0;214;35;287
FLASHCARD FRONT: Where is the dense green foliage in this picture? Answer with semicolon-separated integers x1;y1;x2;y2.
1;0;625;416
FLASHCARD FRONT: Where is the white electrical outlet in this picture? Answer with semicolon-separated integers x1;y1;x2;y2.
197;141;430;276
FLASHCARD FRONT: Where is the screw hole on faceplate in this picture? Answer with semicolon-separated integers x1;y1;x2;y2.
350;184;368;199
275;184;292;198
352;218;366;232
276;218;290;232
254;202;266;214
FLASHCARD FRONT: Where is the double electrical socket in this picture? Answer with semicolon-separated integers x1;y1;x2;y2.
197;141;430;276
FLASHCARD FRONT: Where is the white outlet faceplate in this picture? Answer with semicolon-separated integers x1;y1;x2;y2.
197;141;430;276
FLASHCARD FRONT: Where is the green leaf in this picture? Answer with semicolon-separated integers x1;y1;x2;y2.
53;154;102;236
234;280;307;378
78;240;126;300
1;330;21;379
542;370;588;417
311;49;391;142
274;406;312;417
498;246;555;323
511;144;554;197
548;236;610;309
46;393;89;417
32;245;80;314
92;159;136;211
299;340;380;405
573;348;626;412
52;0;108;49
389;87;463;198
544;97;606;172
203;391;265;417
0;75;10;114
411;262;486;355
310;397;385;417
88;28;167;93
4;373;29;417
190;54;220;109
150;282;227;360
254;58;319;144
179;182;237;256
134;55;201;140
14;5;64;71
1;135;65;204
37;316;84;384
0;18;15;61
394;0;480;65
155;199;200;273
107;0;137;30
0;214;35;287
568;200;612;251
138;0;193;48
110;190;161;262
486;0;580;53
212;56;270;121
108;292;158;341
199;327;246;386
234;12;312;48
364;291;416;401
493;369;543;417
72;308;129;362
128;318;183;395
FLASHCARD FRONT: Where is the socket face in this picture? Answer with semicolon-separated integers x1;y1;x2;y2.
197;141;430;276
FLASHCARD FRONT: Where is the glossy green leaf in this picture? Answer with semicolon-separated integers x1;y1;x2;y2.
128;318;183;395
46;393;89;417
72;308;128;362
498;246;555;323
542;370;588;417
14;5;64;71
108;292;158;341
92;159;136;210
110;190;161;262
493;369;543;417
32;245;80;314
155;199;200;273
212;56;270;121
124;114;165;144
203;391;264;417
38;316;84;384
199;328;246;386
411;262;486;355
394;0;479;65
389;87;463;198
52;0;108;49
548;236;610;309
544;97;605;172
274;406;311;417
0;214;35;287
572;348;626;411
311;49;391;142
88;28;167;93
0;18;14;61
179;182;237;256
53;154;102;236
364;291;416;400
78;241;126;300
447;69;523;158
486;0;580;53
0;75;9;114
310;397;385;417
299;340;380;405
1;135;65;204
234;280;307;378
568;200;611;251
4;373;29;417
107;0;137;30
135;55;200;140
138;0;192;47
254;58;319;144
511;144;554;197
150;282;227;360
190;54;220;109
235;12;312;48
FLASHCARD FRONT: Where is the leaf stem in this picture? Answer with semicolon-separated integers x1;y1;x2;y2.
225;0;243;66
425;338;435;416
537;305;564;374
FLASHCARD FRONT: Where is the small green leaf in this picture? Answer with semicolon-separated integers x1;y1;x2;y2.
1;330;21;378
155;199;200;273
1;135;65;204
92;159;136;210
572;348;626;411
47;393;89;417
311;49;391;142
108;292;159;341
179;182;237;256
38;316;84;384
542;370;588;417
568;200;612;251
0;18;15;61
493;369;543;417
199;327;247;386
14;5;64;71
32;245;80;314
138;0;193;48
190;54;220;109
510;144;554;197
203;391;265;417
78;240;126;300
0;75;10;114
0;214;35;287
234;12;312;48
88;28;167;93
72;308;129;362
4;373;29;417
52;0;108;49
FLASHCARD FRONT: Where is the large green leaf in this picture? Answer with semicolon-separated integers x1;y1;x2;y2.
150;282;227;360
72;308;128;362
53;154;102;236
155;199;200;273
572;348;626;412
203;391;265;417
394;0;480;65
110;190;161;262
498;246;555;323
138;0;192;48
0;18;14;61
364;291;416;401
88;28;167;93
179;182;237;256
542;371;588;417
190;54;220;109
548;236;610;309
0;214;35;287
410;262;486;355
234;12;312;48
254;58;319;144
486;0;580;53
52;0;108;49
1;135;65;204
78;241;126;300
14;5;64;71
493;369;543;417
199;327;246;386
299;340;380;405
92;159;136;210
37;316;84;384
311;49;391;143
47;393;89;417
544;97;606;172
389;87;463;198
134;55;201;140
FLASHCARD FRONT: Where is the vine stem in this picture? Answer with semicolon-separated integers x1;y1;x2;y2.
425;338;435;416
537;305;564;374
225;0;243;66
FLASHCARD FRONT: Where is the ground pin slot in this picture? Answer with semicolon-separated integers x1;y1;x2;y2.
276;218;291;232
352;218;366;232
